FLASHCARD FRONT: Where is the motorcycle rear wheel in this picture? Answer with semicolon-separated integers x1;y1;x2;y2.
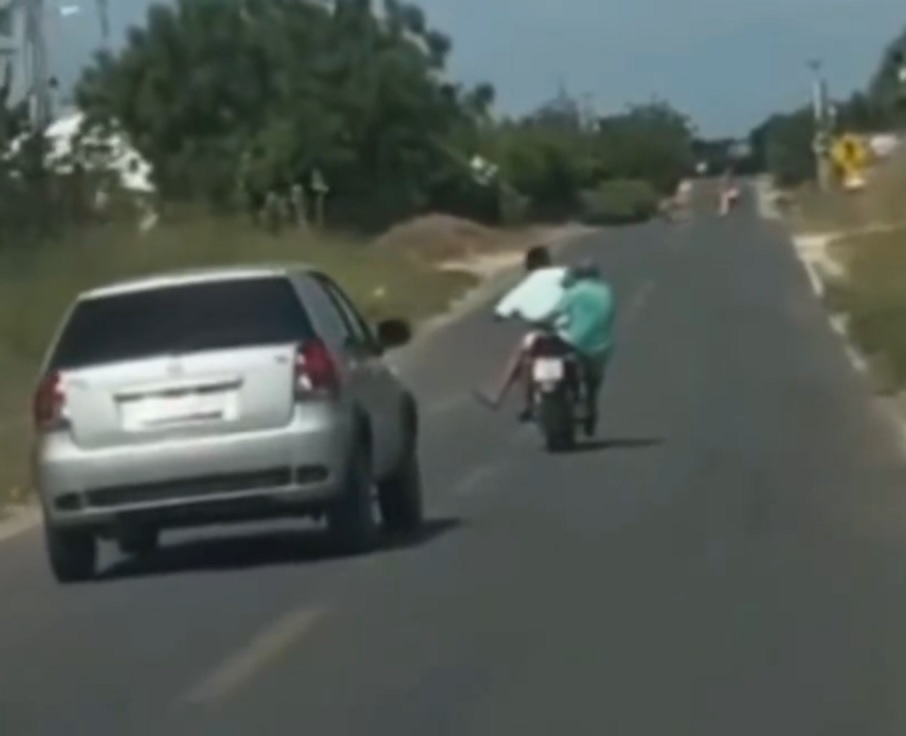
538;391;576;452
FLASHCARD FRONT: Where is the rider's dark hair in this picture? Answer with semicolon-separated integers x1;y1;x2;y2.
524;245;552;271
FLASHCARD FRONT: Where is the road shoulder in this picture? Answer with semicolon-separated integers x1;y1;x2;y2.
757;177;906;454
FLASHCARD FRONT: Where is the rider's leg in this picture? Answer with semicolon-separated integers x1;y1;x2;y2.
482;333;535;408
581;353;609;427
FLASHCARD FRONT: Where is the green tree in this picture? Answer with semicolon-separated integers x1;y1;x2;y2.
490;95;692;221
834;91;888;132
76;0;494;230
749;108;814;186
75;0;700;229
868;25;906;124
592;102;694;194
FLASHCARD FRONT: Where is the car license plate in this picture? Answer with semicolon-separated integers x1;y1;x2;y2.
122;392;233;429
532;358;564;382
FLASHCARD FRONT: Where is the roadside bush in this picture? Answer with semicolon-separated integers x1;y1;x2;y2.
579;179;659;225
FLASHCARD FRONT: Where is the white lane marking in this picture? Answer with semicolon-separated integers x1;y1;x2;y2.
800;258;826;298
183;605;329;705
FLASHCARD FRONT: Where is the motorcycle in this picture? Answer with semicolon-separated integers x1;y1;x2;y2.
718;186;739;216
526;329;596;452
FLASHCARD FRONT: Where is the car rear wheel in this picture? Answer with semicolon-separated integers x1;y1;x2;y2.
377;444;424;535
117;526;160;556
327;442;377;555
45;523;97;583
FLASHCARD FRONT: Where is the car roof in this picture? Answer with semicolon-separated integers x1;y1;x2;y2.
80;263;319;300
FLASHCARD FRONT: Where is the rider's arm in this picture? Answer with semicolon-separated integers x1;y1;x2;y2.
493;276;530;319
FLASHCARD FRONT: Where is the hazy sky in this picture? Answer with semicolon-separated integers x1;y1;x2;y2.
53;0;906;136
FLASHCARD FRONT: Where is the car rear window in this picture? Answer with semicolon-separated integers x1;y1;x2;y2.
49;276;315;370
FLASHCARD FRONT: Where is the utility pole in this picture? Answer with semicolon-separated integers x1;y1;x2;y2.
0;0;15;104
892;49;906;120
808;59;834;191
23;0;51;130
95;0;108;48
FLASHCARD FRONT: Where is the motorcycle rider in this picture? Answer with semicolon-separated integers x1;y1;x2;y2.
551;260;616;429
476;250;616;426
719;171;739;214
475;244;569;417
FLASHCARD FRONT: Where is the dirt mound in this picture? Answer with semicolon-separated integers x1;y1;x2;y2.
371;214;503;261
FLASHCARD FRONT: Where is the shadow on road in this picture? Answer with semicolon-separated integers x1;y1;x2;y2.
98;517;463;581
563;437;665;454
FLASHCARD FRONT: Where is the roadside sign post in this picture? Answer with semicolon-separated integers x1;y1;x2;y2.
310;169;328;229
813;131;834;191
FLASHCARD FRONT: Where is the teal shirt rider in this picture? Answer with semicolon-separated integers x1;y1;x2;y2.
550;276;616;360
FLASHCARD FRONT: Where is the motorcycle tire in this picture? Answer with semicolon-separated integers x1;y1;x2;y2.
538;390;576;452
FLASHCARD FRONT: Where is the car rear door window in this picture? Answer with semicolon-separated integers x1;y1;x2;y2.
50;277;315;370
295;275;354;348
311;273;379;353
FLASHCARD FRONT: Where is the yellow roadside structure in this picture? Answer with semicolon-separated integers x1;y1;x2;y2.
831;134;869;190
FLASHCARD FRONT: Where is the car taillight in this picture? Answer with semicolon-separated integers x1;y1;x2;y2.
294;340;339;398
33;371;66;432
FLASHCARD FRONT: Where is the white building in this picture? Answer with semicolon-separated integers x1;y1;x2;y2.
8;108;154;193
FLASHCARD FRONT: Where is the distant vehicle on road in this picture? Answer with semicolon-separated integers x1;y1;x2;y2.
32;265;423;583
718;176;740;215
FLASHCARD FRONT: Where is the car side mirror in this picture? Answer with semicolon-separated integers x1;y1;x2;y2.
376;318;412;349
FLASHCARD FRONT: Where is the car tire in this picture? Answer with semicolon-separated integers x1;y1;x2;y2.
45;523;97;583
377;442;424;536
327;441;377;555
117;526;160;556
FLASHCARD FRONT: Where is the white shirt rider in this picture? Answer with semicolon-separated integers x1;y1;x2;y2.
494;266;568;323
478;246;568;411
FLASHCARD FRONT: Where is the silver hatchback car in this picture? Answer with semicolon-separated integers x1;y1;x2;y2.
32;264;423;583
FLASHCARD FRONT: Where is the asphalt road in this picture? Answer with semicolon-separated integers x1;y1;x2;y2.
4;188;906;734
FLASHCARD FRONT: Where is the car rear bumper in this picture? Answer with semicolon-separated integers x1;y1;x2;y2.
34;408;354;530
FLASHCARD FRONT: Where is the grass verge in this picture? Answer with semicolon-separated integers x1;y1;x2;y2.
0;215;488;507
784;151;906;395
788;185;867;233
823;227;906;391
789;151;906;234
